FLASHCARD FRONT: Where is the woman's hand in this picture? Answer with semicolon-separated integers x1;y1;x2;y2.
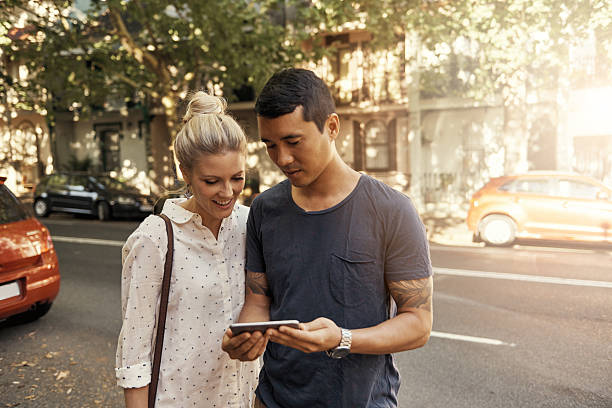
124;385;148;408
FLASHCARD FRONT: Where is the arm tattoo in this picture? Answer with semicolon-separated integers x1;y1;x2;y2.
388;277;433;312
246;271;271;297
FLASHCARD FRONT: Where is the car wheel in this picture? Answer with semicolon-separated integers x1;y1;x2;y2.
97;201;111;221
479;215;516;246
33;198;50;217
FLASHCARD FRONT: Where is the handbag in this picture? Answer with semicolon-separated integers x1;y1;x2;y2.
148;214;174;408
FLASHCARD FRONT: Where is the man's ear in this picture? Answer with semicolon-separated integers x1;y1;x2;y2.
325;113;340;141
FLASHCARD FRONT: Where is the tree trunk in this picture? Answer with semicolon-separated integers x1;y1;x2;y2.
147;92;179;193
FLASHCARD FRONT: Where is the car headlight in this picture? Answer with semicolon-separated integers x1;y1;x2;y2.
117;196;136;205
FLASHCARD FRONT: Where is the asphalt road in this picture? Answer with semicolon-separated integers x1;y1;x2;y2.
1;214;611;407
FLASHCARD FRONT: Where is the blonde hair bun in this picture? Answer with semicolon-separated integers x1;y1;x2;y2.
174;91;247;171
183;91;226;123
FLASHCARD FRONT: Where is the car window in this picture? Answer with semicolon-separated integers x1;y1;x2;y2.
36;177;49;188
95;176;129;191
556;179;600;200
514;179;550;195
0;185;28;224
498;180;515;191
48;173;69;187
70;175;89;187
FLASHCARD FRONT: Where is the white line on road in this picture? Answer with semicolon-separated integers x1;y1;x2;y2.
51;237;612;288
431;244;605;255
431;331;516;347
434;267;612;289
52;236;124;247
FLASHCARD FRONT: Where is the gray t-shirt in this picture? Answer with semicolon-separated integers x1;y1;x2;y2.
247;174;432;408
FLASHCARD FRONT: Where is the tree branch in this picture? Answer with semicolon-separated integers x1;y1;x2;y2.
133;0;159;47
107;6;171;86
113;72;154;95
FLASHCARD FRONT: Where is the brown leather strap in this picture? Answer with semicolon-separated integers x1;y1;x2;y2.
149;214;174;408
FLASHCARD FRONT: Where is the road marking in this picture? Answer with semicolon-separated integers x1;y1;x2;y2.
51;238;612;288
431;244;606;255
431;331;515;347
52;236;124;247
434;267;612;288
513;245;603;254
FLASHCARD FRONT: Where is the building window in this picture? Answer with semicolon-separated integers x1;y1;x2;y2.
364;119;395;171
94;122;123;173
101;130;121;172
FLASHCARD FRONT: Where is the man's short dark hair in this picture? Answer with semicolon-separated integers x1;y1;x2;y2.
255;68;336;133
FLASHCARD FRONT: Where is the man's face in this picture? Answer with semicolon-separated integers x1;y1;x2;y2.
258;106;336;188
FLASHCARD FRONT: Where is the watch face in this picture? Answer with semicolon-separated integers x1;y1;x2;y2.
331;347;350;359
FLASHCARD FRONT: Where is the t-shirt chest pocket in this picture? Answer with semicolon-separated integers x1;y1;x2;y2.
329;253;380;307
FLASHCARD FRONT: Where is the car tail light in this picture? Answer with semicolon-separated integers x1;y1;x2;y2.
40;226;54;252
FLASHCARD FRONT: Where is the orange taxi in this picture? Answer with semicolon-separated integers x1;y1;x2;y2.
467;172;612;246
1;176;60;322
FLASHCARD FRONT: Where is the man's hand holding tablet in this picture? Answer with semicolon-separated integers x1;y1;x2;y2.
230;320;300;335
222;320;301;361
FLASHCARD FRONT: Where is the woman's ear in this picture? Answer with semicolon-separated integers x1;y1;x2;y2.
179;164;191;185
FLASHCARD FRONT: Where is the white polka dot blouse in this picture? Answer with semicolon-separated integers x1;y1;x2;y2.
116;198;259;407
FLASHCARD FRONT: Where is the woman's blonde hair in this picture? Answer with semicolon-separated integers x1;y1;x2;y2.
174;91;247;171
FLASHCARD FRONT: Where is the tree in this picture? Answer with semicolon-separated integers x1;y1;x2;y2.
1;0;132;178
1;0;299;186
290;0;612;173
3;1;610;183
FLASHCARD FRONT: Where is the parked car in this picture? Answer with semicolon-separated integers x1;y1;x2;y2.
467;172;612;246
0;176;60;323
33;172;156;221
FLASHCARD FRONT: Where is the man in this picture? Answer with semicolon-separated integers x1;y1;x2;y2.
222;68;433;408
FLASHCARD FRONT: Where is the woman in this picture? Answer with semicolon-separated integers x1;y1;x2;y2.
116;92;259;407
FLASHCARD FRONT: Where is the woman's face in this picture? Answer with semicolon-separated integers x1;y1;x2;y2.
181;150;246;230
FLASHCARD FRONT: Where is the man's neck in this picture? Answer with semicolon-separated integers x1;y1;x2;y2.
291;156;361;212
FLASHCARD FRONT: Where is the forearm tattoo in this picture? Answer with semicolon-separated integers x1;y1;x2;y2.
388;277;433;312
246;271;271;297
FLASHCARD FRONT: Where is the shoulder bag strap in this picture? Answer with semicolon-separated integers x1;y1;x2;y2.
148;214;174;408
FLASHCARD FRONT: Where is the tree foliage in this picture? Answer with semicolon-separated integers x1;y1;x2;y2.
2;0;299;131
2;0;611;179
294;0;612;101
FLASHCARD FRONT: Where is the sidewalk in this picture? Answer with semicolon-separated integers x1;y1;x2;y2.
422;214;480;247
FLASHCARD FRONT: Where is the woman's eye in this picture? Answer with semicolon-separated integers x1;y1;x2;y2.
204;180;217;185
232;177;245;181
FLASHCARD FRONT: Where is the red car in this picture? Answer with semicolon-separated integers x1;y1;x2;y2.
0;176;60;322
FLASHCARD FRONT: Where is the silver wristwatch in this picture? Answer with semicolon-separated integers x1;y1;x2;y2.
326;328;352;359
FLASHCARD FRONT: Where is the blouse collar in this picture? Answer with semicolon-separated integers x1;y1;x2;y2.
161;197;237;231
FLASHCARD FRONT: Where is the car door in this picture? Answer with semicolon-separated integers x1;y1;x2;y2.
511;177;561;238
67;175;96;212
45;173;71;209
551;178;612;242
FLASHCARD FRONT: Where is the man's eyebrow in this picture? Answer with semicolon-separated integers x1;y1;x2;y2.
261;135;301;143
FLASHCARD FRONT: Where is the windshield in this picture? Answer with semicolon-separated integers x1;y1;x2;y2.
0;185;28;224
91;176;131;192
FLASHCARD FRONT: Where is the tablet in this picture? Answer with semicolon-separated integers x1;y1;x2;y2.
229;320;300;335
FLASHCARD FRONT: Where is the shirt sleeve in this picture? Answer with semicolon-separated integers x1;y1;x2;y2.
115;228;166;388
245;199;266;274
384;194;432;282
